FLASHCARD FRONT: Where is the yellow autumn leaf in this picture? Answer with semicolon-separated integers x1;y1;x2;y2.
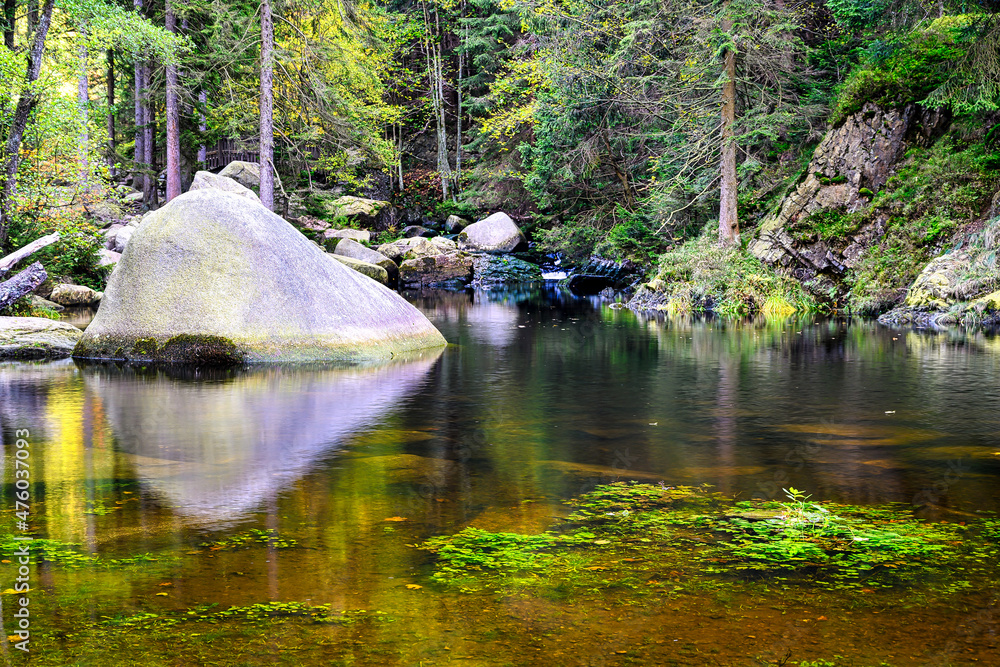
405;584;422;590
384;516;408;522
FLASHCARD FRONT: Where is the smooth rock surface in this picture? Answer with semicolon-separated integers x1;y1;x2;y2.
321;228;371;250
444;215;467;234
73;189;446;363
330;254;389;285
458;212;526;253
189;171;260;201
0;317;82;359
217;161;269;191
29;295;64;312
333;239;398;279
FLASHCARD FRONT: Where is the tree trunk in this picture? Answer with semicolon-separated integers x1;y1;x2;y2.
0;232;59;277
27;0;38;37
198;89;207;164
0;0;55;249
142;63;157;207
2;0;14;50
107;49;116;179
718;12;739;247
132;2;145;191
0;262;47;311
165;0;181;202
78;25;90;190
259;0;275;210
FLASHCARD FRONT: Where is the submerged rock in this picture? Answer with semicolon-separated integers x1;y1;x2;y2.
458;212;526;253
73;189;447;363
0;317;82;359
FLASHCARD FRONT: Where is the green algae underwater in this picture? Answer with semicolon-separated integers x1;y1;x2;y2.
1;287;1000;666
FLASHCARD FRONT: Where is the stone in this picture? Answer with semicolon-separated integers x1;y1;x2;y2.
124;191;144;203
49;283;103;306
903;252;970;310
112;225;134;253
402;225;435;238
218;160;267;191
321;228;371;249
0;317;82;359
327;195;388;225
444;215;467;234
189;170;260;201
457;212;526;253
98;249;122;267
399;252;474;288
73;189;445;363
29;295;64;312
429;236;458;252
289;215;331;233
330;254;389;285
377;237;443;264
103;224;124;250
749;103;950;269
332;238;398;280
472;255;543;286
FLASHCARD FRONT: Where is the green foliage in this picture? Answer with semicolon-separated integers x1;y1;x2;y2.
534;218;600;263
594;207;664;263
0;297;60;319
0;536;162;569
416;483;1000;597
646;230;818;316
197;529;298;551
832;16;974;123
845;134;1000;313
7;214;105;289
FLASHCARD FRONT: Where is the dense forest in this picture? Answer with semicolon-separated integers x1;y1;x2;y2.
1;0;999;320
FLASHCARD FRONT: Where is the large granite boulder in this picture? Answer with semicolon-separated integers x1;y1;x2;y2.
0;317;82;359
332;238;398;280
189;171;260;201
73;189;446;364
400;253;474;288
326;195;388;227
458;212;526;253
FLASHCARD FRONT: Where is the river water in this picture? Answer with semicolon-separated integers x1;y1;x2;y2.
1;285;998;665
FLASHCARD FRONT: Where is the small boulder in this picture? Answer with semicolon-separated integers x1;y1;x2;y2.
103;224;124;250
378;237;443;264
327;195;389;226
402;225;435;238
289;215;330;233
457;212;526;253
189;171;260;201
321;228;372;251
112;225;133;253
218;161;265;190
49;284;103;306
429;237;458;253
333;238;398;280
444;215;467;234
0;317;82;359
29;295;64;312
400;253;474;288
124;191;144;203
98;249;122;267
329;254;389;285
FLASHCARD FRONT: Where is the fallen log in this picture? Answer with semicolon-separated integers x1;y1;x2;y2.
0;232;60;279
0;261;47;311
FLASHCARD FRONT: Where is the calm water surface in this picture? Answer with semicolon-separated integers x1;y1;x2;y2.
1;285;998;665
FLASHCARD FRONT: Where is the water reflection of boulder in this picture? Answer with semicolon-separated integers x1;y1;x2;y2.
81;352;441;526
